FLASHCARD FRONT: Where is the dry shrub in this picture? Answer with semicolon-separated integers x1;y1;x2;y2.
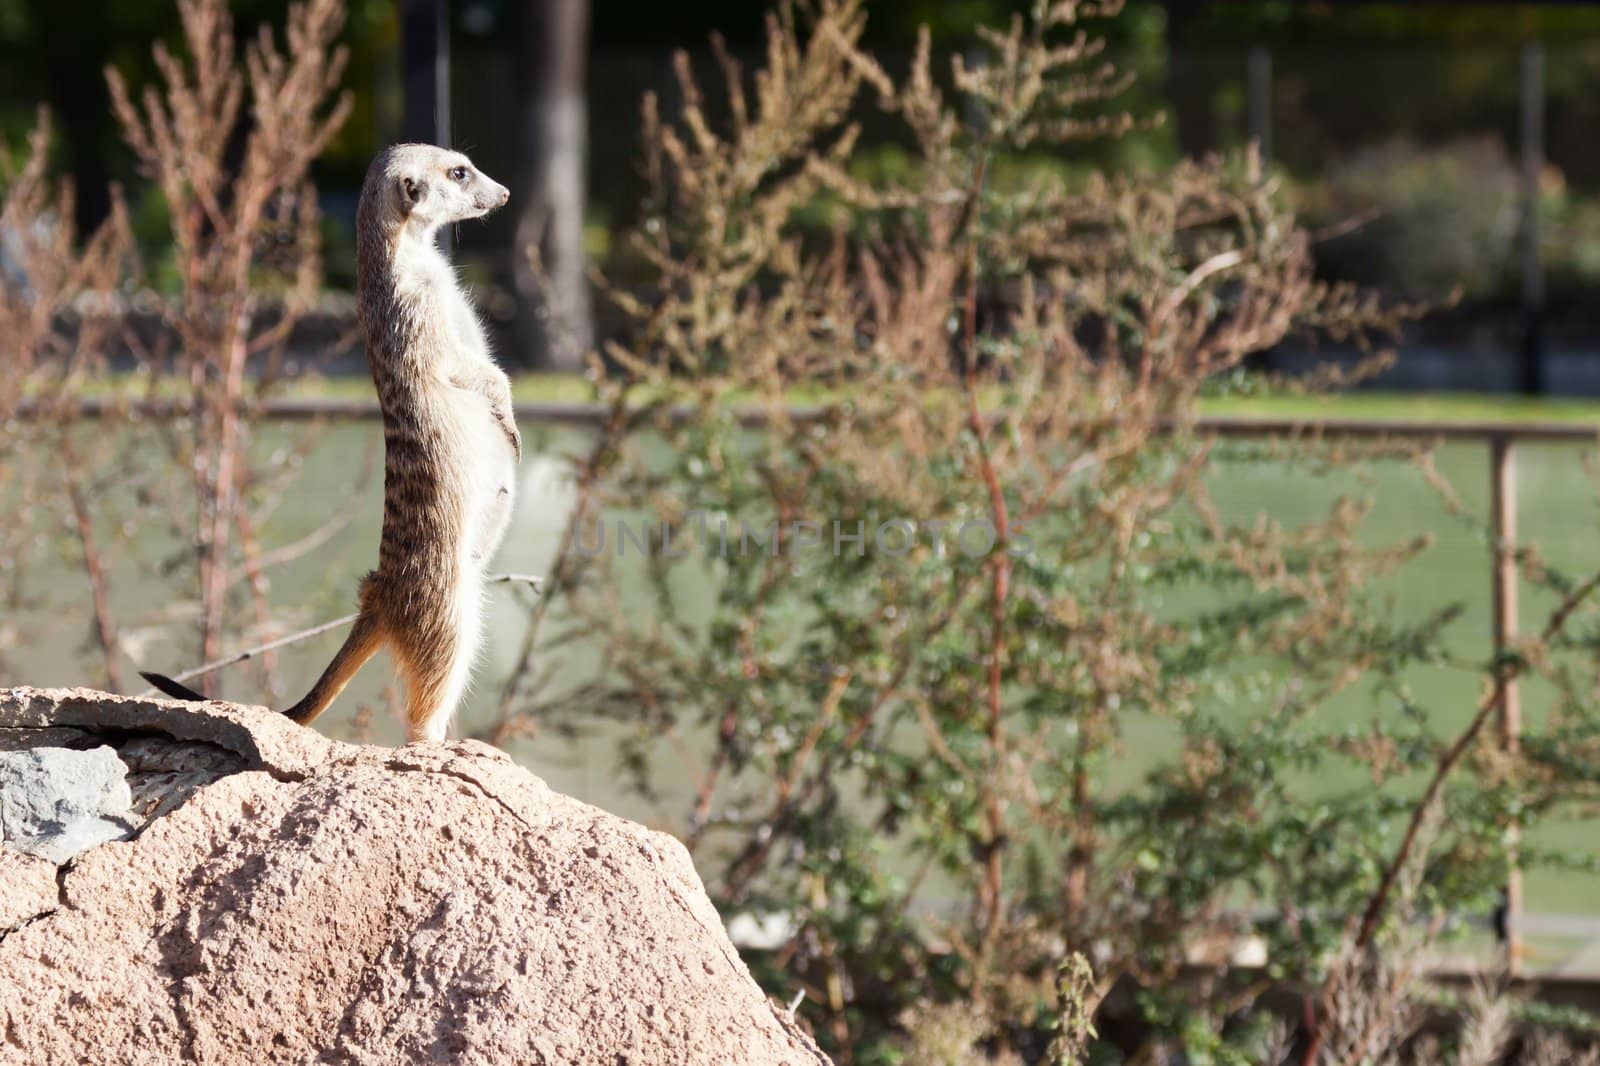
0;111;132;685
106;0;352;687
485;1;1600;1060
2;0;357;697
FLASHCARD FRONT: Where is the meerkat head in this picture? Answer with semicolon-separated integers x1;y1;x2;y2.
368;144;509;239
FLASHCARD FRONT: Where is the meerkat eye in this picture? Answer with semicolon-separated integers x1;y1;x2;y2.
448;166;469;183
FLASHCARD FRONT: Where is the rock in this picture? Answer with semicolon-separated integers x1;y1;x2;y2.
0;686;335;775
0;746;139;863
0;848;57;930
0;687;828;1066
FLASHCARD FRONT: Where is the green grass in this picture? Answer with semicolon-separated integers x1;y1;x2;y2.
289;372;597;405
512;382;1600;426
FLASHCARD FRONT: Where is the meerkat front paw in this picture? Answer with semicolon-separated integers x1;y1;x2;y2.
494;381;521;460
496;409;522;461
450;372;523;460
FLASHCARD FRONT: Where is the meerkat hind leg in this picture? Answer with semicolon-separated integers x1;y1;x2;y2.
396;593;485;743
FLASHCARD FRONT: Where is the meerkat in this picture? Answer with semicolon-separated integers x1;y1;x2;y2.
143;144;520;744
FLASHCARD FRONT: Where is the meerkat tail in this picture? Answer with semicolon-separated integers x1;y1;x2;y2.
140;671;211;702
141;612;386;723
282;611;387;725
385;570;487;743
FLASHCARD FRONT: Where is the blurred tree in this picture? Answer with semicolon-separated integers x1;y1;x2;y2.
515;0;594;370
0;0;389;235
17;0;114;233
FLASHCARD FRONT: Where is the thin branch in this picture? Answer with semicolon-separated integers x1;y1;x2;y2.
1300;565;1600;1065
60;433;125;692
136;573;543;695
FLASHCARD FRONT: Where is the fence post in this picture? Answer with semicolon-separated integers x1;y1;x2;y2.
1490;435;1522;975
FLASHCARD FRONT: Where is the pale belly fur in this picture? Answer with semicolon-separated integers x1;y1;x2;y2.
440;385;518;569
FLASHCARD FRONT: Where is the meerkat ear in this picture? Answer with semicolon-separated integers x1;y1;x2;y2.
399;175;428;214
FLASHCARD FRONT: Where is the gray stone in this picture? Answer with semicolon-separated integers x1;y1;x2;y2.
0;746;138;864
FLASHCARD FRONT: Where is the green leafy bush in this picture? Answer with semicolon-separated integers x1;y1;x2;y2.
1291;136;1520;301
484;2;1600;1060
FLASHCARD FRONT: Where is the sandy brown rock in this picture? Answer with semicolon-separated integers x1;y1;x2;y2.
0;688;827;1066
0;848;57;930
0;687;335;777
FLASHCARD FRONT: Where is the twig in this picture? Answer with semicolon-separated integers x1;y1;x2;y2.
1150;248;1246;335
60;433;125;692
136;572;543;695
1299;565;1600;1065
1310;206;1382;246
958;148;1014;964
157;609;361;691
1355;565;1600;952
236;495;285;697
479;573;546;592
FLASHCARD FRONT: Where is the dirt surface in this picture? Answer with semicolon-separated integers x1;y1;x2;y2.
0;688;828;1065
